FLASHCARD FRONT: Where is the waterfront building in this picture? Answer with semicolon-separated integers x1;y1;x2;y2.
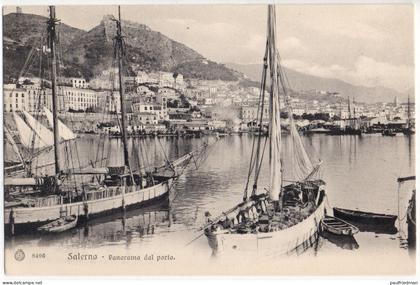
400;101;415;119
169;120;210;131
4;84;28;112
61;86;98;111
131;112;158;125
241;105;269;122
208;120;227;130
3;83;53;113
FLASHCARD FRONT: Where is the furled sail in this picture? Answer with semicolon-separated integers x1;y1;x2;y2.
21;110;55;146
4;125;25;165
43;107;77;141
289;117;316;180
14;112;53;149
267;5;282;202
275;47;320;181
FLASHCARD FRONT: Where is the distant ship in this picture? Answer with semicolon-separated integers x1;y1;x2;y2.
329;97;361;136
402;96;415;135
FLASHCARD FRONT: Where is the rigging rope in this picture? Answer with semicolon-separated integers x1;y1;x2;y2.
243;41;269;201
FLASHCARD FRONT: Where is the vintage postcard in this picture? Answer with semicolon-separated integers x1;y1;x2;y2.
2;3;416;276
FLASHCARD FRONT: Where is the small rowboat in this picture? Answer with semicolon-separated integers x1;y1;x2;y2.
38;215;78;233
320;216;359;236
333;207;397;227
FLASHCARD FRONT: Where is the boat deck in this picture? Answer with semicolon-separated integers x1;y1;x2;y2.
209;181;324;235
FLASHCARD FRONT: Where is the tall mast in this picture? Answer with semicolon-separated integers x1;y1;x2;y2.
347;96;351;119
267;5;282;210
407;95;411;128
48;6;61;175
115;6;130;167
352;97;356;118
251;42;268;197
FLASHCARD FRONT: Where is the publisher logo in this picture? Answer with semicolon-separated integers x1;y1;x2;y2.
14;249;25;261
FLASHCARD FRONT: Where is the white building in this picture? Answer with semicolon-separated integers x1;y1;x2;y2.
62;77;89;89
135;71;150;84
4;85;28;112
61;87;97;111
4;84;52;113
158;87;177;100
132;97;168;121
158;71;175;87
132;112;158;125
136;85;155;97
241;105;269;122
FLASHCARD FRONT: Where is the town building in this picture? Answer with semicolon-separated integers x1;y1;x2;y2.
241;105;269;122
135;71;150;84
158;72;174;87
132;96;168;121
131;112;158;125
61;77;89;89
158;87;177;100
60;86;98;111
3;83;53;113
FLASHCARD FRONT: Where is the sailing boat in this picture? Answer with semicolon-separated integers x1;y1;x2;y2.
4;6;212;235
203;5;327;255
4;125;27;175
330;97;361;135
402;96;415;135
5;108;77;176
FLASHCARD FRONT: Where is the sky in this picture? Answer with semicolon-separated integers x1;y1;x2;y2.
3;4;415;93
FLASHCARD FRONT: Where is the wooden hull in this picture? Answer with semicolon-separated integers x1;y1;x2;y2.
407;192;416;249
328;129;362;136
333;207;397;227
38;215;78;233
4;179;173;230
205;196;326;256
403;128;415;135
320;216;359;236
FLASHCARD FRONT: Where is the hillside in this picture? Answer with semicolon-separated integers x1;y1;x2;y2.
226;63;410;104
3;13;84;48
3;12;242;82
3;13;85;81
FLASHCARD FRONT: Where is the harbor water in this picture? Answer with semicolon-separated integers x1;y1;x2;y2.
5;133;416;274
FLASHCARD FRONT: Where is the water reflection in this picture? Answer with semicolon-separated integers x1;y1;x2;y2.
320;231;359;250
10;199;173;248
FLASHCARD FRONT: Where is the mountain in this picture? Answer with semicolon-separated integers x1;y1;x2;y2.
226;63;409;104
4;13;85;81
3;12;242;82
4;13;84;48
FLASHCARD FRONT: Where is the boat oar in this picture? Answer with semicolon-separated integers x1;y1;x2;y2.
185;232;205;247
186;201;250;246
198;204;243;232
